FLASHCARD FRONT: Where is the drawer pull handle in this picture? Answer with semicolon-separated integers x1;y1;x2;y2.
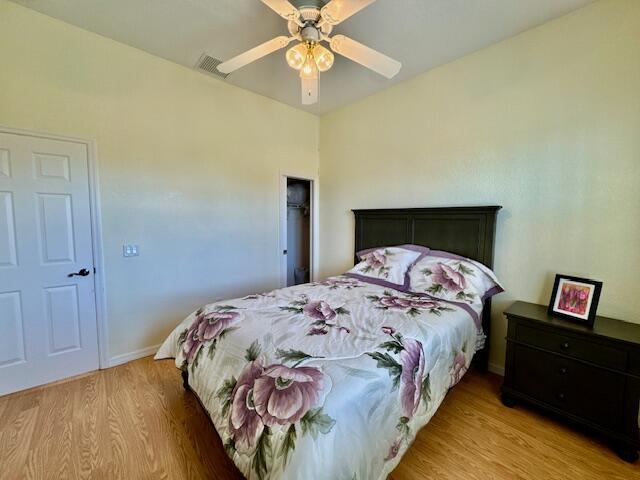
561;342;570;350
557;393;566;400
559;367;568;375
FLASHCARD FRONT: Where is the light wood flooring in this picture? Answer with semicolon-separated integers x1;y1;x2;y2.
0;356;637;479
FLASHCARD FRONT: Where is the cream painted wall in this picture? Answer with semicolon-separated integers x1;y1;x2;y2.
319;0;640;371
0;1;319;360
2;0;638;373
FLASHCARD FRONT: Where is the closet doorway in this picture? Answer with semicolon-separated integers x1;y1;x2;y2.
280;175;315;287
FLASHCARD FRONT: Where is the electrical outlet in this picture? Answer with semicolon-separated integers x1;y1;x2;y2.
123;244;139;257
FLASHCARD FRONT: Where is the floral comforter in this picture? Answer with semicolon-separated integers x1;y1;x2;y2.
155;275;483;480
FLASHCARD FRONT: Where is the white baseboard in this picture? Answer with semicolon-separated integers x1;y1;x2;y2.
108;344;161;368
488;362;505;376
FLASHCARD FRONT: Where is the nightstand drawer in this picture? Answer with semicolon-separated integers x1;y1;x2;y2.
563;360;626;429
511;345;626;428
516;323;627;370
512;345;566;409
629;350;640;376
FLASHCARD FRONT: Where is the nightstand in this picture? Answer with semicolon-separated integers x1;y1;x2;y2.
501;301;640;462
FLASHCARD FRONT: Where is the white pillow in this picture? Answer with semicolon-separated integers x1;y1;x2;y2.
346;245;428;291
408;251;503;307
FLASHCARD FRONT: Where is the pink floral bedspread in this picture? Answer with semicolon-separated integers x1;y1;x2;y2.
155;275;482;480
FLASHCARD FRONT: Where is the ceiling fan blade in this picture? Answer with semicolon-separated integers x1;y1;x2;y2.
329;34;401;79
301;77;318;105
261;0;300;20
321;0;376;25
217;36;293;74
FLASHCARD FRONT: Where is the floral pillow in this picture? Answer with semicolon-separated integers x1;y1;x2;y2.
345;245;428;291
408;251;503;307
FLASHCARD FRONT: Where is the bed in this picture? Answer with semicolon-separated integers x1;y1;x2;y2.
155;206;501;479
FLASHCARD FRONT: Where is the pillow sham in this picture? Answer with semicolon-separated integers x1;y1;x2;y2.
346;245;429;291
408;251;503;306
354;244;430;261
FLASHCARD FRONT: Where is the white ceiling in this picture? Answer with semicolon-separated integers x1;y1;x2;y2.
12;0;594;115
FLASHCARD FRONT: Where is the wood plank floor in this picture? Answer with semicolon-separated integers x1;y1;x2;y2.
0;357;637;479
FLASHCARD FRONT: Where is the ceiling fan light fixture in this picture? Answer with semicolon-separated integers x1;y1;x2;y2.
286;43;307;70
313;44;334;72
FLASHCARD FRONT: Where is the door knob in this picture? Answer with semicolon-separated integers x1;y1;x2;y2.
68;268;91;278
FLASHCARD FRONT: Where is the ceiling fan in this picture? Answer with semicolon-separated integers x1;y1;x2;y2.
217;0;401;105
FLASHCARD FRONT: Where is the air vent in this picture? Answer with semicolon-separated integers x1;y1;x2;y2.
195;54;229;79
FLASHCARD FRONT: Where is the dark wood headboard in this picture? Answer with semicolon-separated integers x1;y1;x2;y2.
352;206;501;371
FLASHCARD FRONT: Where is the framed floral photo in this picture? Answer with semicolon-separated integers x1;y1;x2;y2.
548;274;602;327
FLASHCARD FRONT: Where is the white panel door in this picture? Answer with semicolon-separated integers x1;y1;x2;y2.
0;132;99;396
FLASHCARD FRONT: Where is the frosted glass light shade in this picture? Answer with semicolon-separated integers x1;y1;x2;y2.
286;43;307;70
313;44;334;72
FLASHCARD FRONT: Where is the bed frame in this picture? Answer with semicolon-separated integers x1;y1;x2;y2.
353;206;501;371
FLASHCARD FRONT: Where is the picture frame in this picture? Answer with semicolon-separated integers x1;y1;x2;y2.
548;274;602;327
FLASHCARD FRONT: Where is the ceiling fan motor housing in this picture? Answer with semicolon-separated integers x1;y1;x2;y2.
291;0;327;9
300;25;321;44
289;0;333;40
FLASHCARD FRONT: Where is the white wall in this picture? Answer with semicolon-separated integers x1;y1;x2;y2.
319;0;640;371
0;1;319;361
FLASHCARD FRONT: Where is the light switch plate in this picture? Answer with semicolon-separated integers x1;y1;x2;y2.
123;244;139;257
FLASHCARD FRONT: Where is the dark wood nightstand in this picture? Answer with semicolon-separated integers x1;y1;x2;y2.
501;301;640;462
